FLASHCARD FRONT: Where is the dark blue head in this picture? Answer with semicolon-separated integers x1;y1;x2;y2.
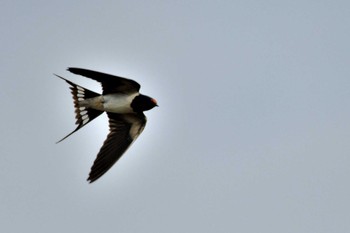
131;94;158;112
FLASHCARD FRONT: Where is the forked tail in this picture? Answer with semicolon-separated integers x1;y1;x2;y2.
55;74;104;143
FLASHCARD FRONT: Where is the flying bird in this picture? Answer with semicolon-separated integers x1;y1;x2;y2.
56;68;158;183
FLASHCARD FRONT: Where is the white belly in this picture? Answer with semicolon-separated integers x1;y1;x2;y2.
81;93;138;113
102;93;137;113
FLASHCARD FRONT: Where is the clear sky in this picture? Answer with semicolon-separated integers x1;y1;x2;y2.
1;1;350;232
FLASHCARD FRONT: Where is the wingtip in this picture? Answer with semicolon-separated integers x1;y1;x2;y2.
87;171;105;183
67;67;79;74
66;67;74;73
87;177;95;184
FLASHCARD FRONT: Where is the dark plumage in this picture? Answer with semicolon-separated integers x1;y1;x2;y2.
56;68;158;183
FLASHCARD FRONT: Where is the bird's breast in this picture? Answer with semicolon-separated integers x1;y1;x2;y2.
101;93;138;113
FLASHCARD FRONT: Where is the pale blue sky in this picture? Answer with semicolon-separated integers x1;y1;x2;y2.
1;1;350;232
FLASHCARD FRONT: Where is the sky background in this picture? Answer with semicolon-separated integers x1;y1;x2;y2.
1;1;350;232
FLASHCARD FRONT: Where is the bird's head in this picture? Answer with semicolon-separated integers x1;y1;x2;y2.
131;94;158;112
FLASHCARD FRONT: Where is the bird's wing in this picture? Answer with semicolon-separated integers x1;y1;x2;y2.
87;112;147;183
67;67;141;94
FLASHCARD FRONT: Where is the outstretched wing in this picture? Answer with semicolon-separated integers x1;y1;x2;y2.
67;67;141;95
87;112;147;183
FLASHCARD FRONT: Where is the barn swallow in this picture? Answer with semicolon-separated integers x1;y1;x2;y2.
56;68;158;183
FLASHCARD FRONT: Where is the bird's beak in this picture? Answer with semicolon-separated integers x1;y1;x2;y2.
151;98;158;107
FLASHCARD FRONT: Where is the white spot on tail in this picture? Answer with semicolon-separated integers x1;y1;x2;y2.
83;118;89;125
77;86;85;92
